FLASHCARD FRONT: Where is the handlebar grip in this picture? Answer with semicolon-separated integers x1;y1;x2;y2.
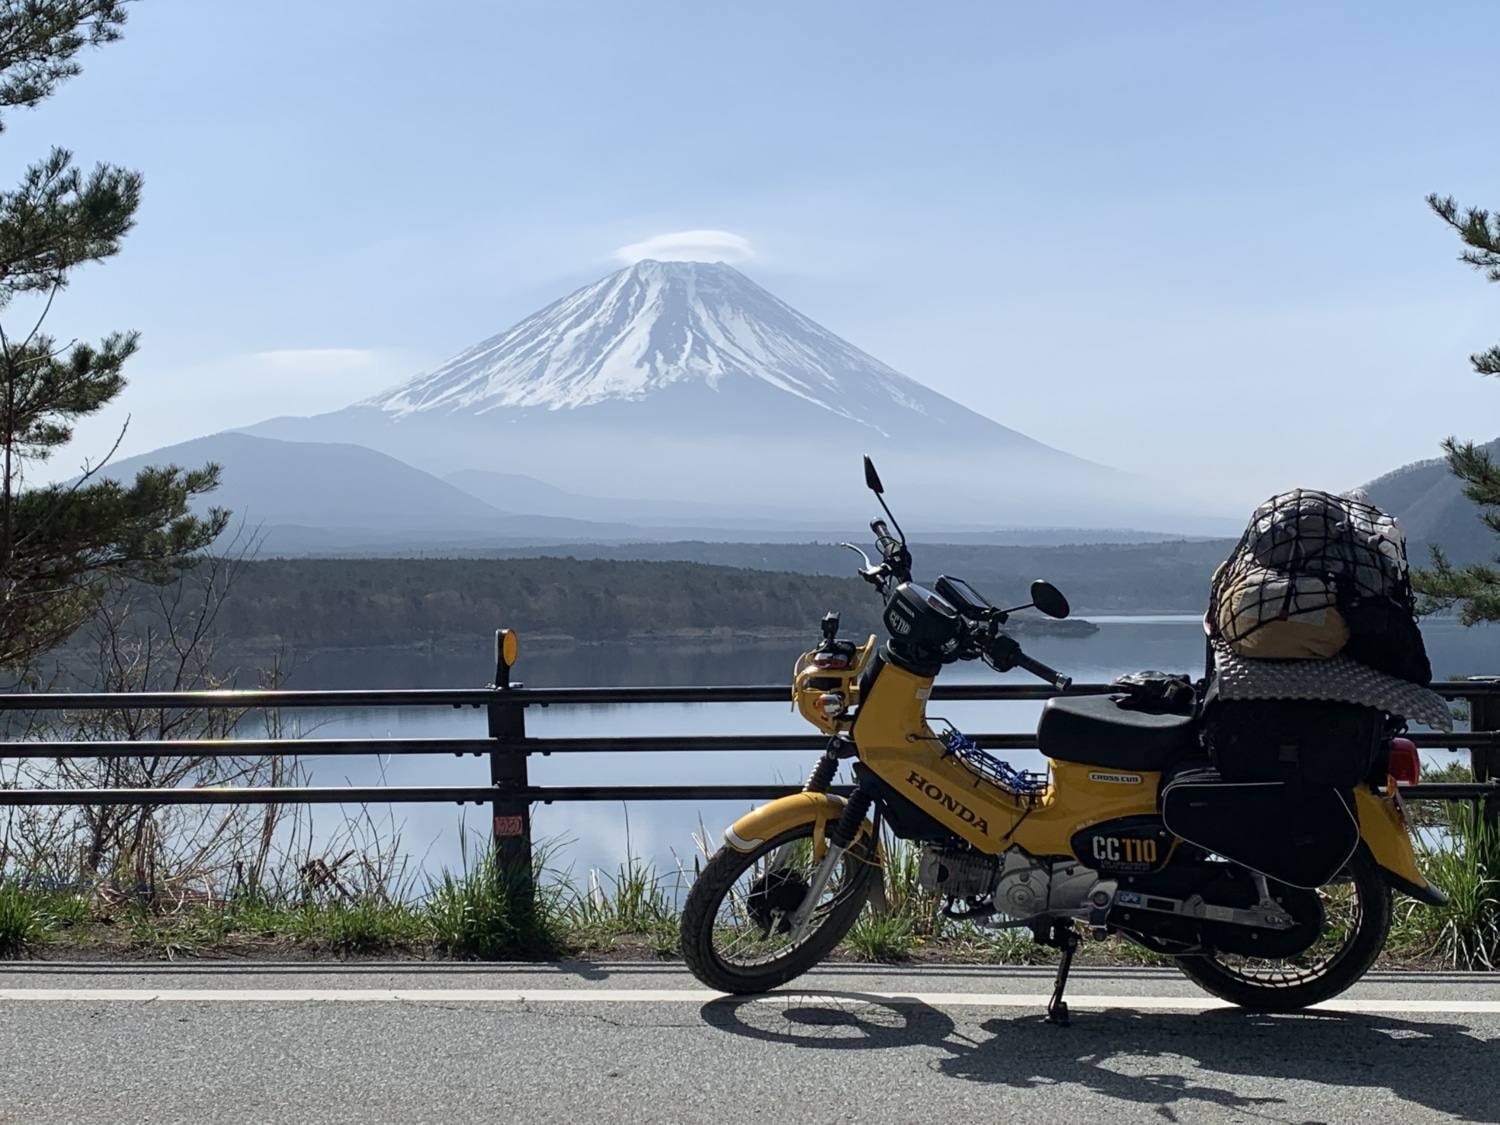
871;519;902;560
1015;652;1072;692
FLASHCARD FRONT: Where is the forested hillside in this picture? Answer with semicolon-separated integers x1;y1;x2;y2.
173;543;1226;650
207;558;885;646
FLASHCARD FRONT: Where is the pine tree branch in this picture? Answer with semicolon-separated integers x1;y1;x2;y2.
0;2;130;132
0;149;141;306
1429;195;1500;379
1473;345;1500;378
0;2;231;673
1429;193;1500;279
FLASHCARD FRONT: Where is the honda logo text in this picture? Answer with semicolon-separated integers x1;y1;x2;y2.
905;771;990;835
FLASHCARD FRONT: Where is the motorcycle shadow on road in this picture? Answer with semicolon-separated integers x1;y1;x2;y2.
700;994;1500;1122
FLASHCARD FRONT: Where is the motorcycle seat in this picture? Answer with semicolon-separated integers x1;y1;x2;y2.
1036;694;1199;773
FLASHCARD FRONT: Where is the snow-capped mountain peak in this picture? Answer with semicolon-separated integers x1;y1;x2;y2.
365;259;946;434
242;258;1200;529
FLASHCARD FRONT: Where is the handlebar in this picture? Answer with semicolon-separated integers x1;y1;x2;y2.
871;519;901;557
1014;651;1073;692
982;630;1072;691
850;484;1071;690
868;518;912;584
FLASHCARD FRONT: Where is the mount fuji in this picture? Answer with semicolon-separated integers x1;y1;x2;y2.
246;260;1200;530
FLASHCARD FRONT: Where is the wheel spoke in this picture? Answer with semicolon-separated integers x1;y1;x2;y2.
691;825;873;971
1209;880;1361;988
1174;851;1392;1010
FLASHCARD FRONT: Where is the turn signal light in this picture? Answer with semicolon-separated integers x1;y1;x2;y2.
1388;738;1421;786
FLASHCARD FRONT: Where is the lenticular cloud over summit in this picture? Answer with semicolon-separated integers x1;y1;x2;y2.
612;229;753;264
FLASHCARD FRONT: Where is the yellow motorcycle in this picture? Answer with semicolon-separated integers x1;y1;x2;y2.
680;457;1445;1021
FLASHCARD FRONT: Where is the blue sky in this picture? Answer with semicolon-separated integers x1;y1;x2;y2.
12;0;1500;511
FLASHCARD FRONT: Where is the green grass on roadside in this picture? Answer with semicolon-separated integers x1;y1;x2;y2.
1390;777;1500;969
843;913;917;962
3;785;1500;969
290;898;427;956
559;853;681;956
0;883;47;956
426;841;566;960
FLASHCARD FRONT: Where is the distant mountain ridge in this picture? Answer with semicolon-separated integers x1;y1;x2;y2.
1362;437;1500;567
100;433;500;526
92;434;650;548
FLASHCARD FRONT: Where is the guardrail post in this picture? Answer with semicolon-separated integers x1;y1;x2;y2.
489;629;533;905
1469;677;1500;829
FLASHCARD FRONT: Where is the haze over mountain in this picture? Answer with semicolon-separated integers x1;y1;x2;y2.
92;432;1206;555
247;260;1228;534
91;433;651;553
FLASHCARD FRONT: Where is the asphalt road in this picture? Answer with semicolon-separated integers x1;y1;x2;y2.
3;961;1499;1124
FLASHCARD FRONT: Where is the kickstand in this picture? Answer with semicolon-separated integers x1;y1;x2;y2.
1045;921;1079;1027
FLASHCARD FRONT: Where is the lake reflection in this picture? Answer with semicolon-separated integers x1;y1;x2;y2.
275;617;1496;882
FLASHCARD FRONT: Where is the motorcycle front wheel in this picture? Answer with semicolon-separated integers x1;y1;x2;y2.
1174;846;1392;1011
680;822;879;994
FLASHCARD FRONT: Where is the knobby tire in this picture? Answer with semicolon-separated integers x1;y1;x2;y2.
1174;846;1392;1011
680;823;878;994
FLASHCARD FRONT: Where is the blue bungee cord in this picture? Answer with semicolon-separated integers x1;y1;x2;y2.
942;727;1045;796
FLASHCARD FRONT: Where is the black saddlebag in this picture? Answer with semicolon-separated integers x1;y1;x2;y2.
1160;764;1359;888
1204;698;1383;788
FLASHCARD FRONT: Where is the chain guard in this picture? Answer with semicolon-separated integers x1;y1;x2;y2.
1111;864;1325;959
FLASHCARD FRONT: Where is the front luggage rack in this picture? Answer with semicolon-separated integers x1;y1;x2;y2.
940;726;1046;797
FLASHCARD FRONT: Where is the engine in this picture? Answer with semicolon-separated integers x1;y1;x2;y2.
918;844;1104;924
918;845;1000;898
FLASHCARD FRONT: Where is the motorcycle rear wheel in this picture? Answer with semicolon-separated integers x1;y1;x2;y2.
680;823;878;994
1174;846;1391;1011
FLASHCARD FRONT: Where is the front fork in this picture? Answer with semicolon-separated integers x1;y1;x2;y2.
761;752;841;861
784;749;875;940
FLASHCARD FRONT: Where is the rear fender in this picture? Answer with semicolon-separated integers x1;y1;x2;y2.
1354;785;1448;907
722;792;876;863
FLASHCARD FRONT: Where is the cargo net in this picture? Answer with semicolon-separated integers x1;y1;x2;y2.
1208;488;1415;650
941;727;1046;797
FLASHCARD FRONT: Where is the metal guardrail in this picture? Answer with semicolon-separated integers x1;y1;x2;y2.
0;631;1495;883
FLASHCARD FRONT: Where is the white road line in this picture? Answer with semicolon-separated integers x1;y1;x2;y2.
0;988;1497;1013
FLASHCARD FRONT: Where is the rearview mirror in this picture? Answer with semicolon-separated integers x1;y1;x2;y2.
863;455;884;495
1031;580;1070;619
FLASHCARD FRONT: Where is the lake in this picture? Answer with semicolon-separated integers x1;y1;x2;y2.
264;616;1499;885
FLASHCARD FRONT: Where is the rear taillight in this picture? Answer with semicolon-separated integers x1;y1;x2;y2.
1388;737;1421;786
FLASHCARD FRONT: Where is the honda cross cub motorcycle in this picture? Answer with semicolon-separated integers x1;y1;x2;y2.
679;457;1446;1022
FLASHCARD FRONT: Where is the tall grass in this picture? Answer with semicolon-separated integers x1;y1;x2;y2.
5;785;1499;969
425;836;566;960
0;883;46;956
290;898;426;956
561;853;680;955
844;913;916;961
1393;775;1500;968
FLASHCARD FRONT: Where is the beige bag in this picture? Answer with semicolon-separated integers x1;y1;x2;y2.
1215;564;1351;660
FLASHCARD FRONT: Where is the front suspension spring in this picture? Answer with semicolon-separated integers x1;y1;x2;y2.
831;787;873;849
803;753;839;794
